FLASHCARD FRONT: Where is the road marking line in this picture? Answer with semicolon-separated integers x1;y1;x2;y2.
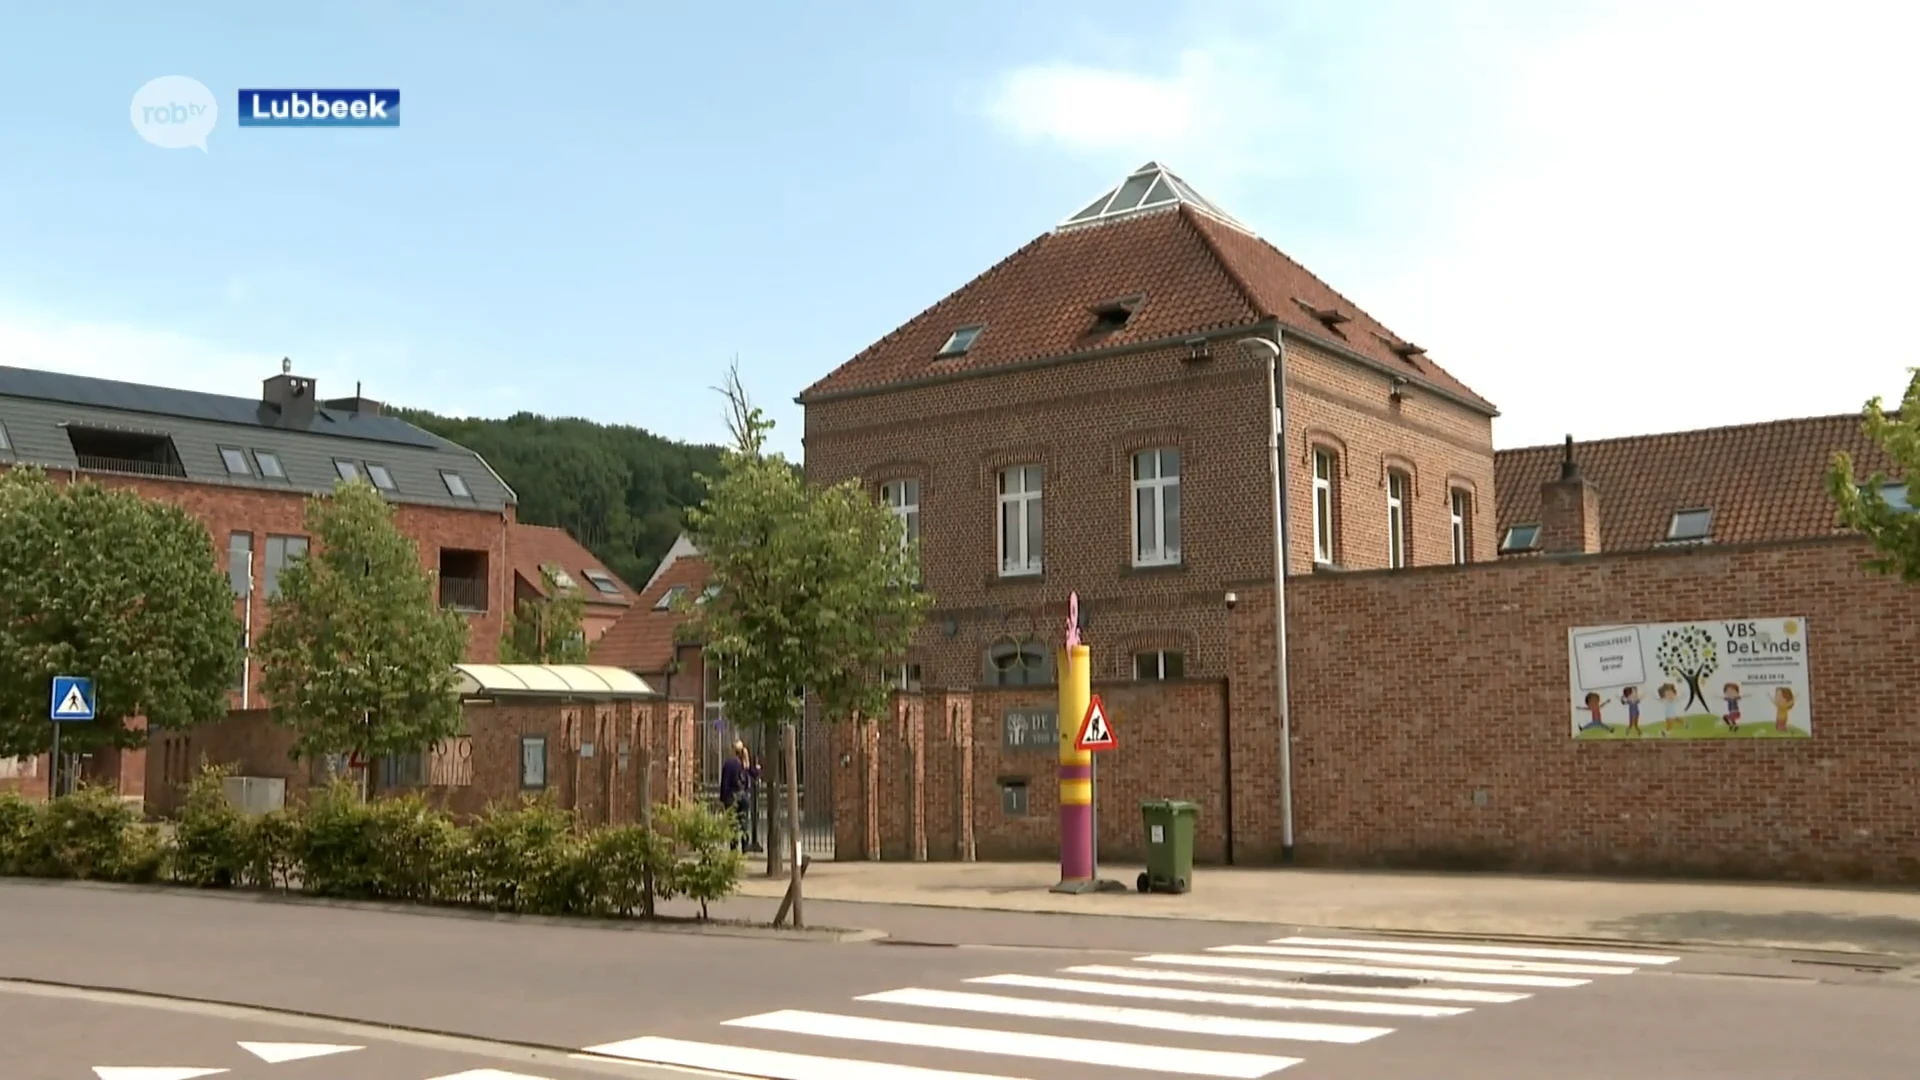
857;987;1392;1044
577;1037;1037;1080
723;1009;1303;1077
420;1071;552;1080
1134;953;1591;988
1062;964;1531;1004
92;1071;227;1080
969;973;1469;1018
237;1042;363;1063
1270;937;1680;966
1211;945;1634;976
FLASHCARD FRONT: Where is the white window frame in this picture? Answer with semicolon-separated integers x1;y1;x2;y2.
1501;524;1541;553
1386;470;1411;568
1450;489;1470;565
1312;449;1336;565
1131;448;1181;567
997;465;1043;577
882;479;921;561
702;653;724;727
1666;507;1714;542
1133;650;1185;680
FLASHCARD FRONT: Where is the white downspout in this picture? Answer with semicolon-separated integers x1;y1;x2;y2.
242;550;254;709
1244;331;1297;862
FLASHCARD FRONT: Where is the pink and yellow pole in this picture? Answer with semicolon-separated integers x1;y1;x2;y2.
1056;596;1094;886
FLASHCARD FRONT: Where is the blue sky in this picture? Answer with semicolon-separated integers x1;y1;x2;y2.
2;1;1914;460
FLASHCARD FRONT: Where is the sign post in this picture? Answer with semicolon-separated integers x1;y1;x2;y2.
1051;594;1126;895
1074;694;1118;882
48;675;96;798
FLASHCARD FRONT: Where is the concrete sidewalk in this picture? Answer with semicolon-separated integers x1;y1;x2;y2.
738;858;1920;957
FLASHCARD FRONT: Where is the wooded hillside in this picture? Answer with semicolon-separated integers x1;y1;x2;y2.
397;409;721;588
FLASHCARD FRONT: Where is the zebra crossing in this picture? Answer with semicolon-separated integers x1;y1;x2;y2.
574;933;1682;1079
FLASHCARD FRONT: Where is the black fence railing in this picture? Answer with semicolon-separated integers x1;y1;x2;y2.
74;454;187;479
438;575;489;611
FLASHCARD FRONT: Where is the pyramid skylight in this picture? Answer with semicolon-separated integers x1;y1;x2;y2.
1057;162;1250;232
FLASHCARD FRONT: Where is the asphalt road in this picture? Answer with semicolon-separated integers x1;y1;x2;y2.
3;880;1917;1080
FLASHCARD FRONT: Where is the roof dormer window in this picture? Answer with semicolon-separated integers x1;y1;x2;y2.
937;325;984;357
1666;507;1714;542
1089;296;1140;335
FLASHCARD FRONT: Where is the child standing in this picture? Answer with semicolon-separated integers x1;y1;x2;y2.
1657;683;1683;735
1772;686;1795;732
1722;682;1743;731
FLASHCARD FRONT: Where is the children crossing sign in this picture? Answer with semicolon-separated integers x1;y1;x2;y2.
50;675;95;722
1074;694;1117;752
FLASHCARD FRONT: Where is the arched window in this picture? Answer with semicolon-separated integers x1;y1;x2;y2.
985;641;1052;686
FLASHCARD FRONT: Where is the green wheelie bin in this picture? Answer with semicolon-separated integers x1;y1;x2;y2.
1137;799;1198;894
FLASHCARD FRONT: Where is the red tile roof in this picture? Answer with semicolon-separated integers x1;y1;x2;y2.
508;523;632;608
799;200;1493;412
1494;414;1905;553
588;552;709;674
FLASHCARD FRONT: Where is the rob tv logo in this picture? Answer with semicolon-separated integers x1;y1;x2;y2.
238;88;401;127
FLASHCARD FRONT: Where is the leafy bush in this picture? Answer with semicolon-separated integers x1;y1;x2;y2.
0;792;38;875
16;785;161;881
655;800;747;919
2;782;746;924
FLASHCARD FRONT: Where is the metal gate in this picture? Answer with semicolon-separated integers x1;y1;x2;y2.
698;711;834;859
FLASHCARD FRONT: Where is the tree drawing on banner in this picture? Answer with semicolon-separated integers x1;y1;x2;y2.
1655;626;1718;712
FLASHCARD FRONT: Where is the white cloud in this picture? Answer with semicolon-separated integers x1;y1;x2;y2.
983;1;1920;447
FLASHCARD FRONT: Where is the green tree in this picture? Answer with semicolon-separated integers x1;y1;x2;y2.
0;467;241;759
499;565;590;664
1828;367;1920;582
255;480;469;764
681;367;927;825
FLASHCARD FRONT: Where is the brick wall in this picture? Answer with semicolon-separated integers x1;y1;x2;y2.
145;698;697;823
835;679;1231;864
803;332;1496;693
1231;536;1920;882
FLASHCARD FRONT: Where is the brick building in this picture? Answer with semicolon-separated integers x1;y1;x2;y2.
507;522;635;644
800;161;1499;688
0;362;518;797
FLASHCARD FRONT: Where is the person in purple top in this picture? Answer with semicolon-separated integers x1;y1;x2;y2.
718;741;759;851
1618;685;1644;736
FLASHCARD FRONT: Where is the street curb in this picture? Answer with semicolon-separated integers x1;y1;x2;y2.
736;889;1917;960
5;878;887;944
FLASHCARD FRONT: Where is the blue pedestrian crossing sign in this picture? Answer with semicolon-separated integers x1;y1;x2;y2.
50;675;95;721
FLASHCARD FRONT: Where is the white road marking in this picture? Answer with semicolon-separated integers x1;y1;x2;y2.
1271;937;1680;966
92;1071;226;1080
725;1009;1303;1078
578;1037;1039;1080
236;1041;363;1063
1211;945;1634;976
1062;964;1531;1004
1134;952;1592;988
420;1071;553;1080
969;973;1468;1018
857;987;1392;1044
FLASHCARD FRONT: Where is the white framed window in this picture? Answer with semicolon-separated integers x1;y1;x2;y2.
1131;448;1182;566
882;479;921;559
1312;449;1336;565
1387;470;1410;569
1133;650;1186;680
1450;490;1470;565
1666;507;1713;542
703;654;724;727
997;464;1043;576
1501;523;1541;553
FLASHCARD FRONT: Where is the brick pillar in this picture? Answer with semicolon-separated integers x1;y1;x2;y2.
861;717;881;859
950;691;975;861
1539;435;1601;555
904;695;927;862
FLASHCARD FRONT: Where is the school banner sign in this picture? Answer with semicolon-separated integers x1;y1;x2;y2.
1567;618;1811;740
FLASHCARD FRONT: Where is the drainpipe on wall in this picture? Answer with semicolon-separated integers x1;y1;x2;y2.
1242;329;1297;863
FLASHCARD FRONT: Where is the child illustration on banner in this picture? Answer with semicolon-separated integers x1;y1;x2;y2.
1722;682;1743;731
1658;683;1683;735
1618;685;1644;735
1577;691;1611;733
1772;686;1795;732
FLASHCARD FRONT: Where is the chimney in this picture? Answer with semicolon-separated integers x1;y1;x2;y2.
323;380;384;416
263;358;317;429
1539;434;1601;555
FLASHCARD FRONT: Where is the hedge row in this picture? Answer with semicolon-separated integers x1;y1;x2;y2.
0;767;747;919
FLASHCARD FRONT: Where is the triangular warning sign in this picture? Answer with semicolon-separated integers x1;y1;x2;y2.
55;685;91;718
1075;695;1117;752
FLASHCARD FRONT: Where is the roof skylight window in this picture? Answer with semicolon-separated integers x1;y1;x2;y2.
1666;508;1713;542
583;569;622;594
1499;524;1541;553
1058;162;1249;231
654;584;689;610
938;325;984;357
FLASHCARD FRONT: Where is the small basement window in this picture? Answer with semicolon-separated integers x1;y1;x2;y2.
334;459;361;483
937;325;984;357
1666;507;1713;542
441;470;472;498
583;569;621;594
365;463;396;491
654;584;689;610
218;446;252;476
1500;523;1541;553
254;450;285;479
